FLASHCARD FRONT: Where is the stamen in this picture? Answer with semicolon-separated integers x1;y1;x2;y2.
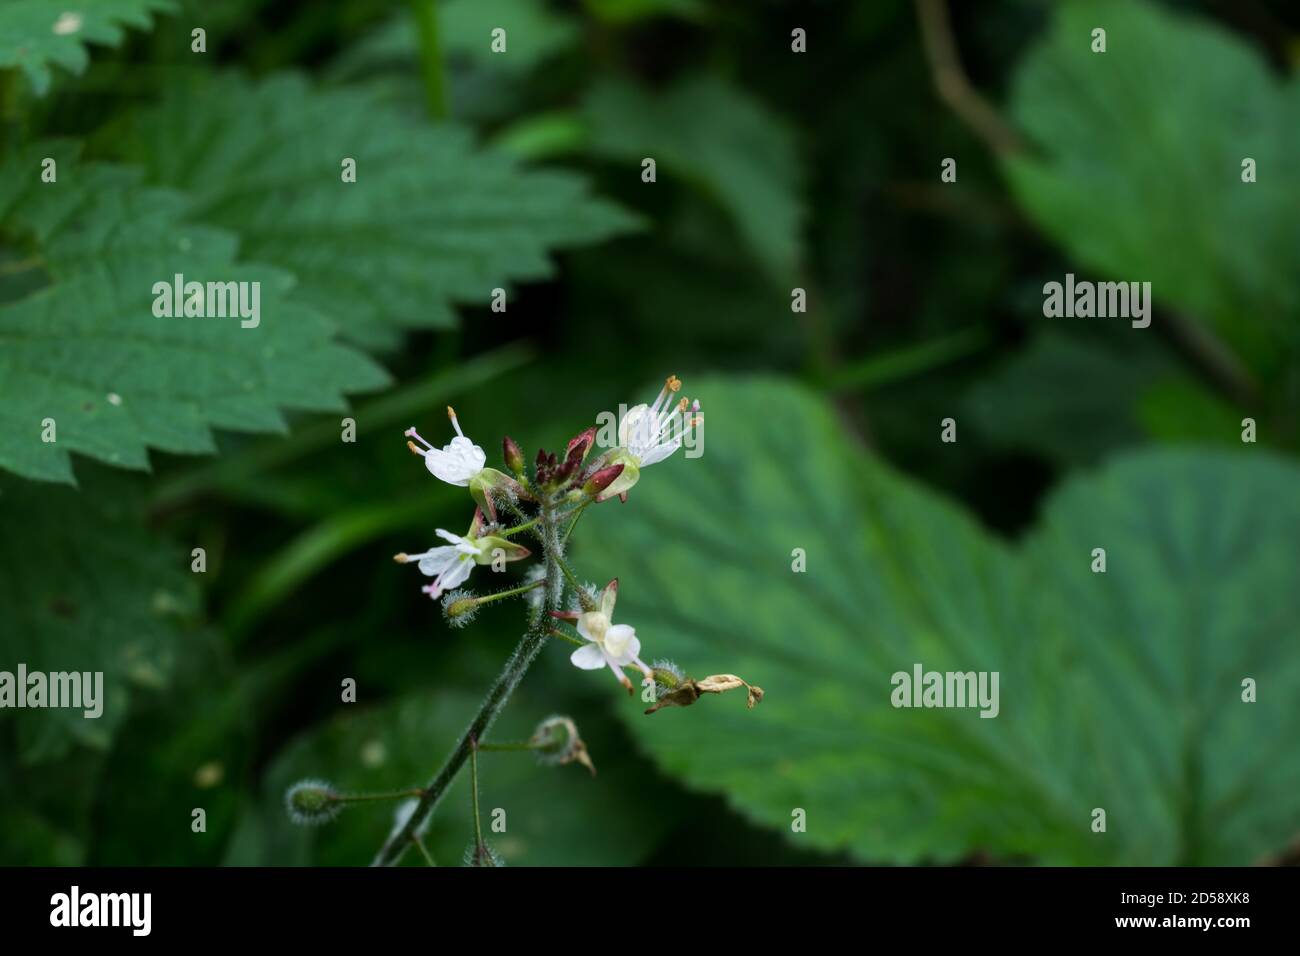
405;427;434;452
650;385;669;416
666;374;681;393
393;553;410;564
406;440;426;457
447;406;464;438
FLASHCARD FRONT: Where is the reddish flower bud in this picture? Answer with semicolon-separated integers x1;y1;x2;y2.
566;427;596;463
582;463;625;498
502;435;525;475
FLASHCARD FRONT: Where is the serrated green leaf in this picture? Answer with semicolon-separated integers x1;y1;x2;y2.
965;331;1194;465
583;76;805;283
1004;0;1300;374
0;0;174;95
0;468;200;762
117;72;639;351
333;0;580;81
578;377;1300;865
257;689;678;866
0;142;389;483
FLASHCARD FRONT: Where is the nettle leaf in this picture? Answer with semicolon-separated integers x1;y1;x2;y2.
332;0;579;80
257;690;676;866
579;377;1300;865
965;331;1205;466
0;0;174;95
0;468;200;763
1004;0;1300;373
583;76;805;283
117;72;638;351
0;142;388;484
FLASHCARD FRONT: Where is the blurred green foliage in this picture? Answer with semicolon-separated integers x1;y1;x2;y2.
0;0;1296;866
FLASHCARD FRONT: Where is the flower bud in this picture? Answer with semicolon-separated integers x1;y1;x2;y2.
566;426;596;463
502;435;525;476
285;779;341;825
440;588;480;628
582;463;625;498
530;715;596;776
595;456;639;501
464;842;506;867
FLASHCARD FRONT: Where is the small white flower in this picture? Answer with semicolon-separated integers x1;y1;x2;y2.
399;528;481;600
395;510;531;602
597;376;702;501
406;406;486;486
620;375;696;467
562;579;651;692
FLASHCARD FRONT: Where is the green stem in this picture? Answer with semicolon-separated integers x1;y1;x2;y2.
561;500;592;548
477;741;539;753
412;834;436;867
332;788;425;805
371;501;563;866
473;578;544;608
410;0;449;120
554;553;594;610
547;626;584;648
470;741;484;851
499;516;539;538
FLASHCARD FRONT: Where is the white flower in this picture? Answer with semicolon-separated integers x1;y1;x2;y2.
597;376;701;501
398;528;481;600
395;510;531;602
406;406;486;486
562;580;651;692
620;375;697;467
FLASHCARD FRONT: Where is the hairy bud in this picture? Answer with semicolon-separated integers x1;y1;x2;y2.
285;779;341;825
502;435;525;475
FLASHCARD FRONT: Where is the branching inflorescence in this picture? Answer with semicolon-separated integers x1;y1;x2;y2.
285;376;764;866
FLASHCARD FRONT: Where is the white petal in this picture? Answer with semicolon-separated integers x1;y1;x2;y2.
424;437;486;485
603;624;639;663
435;528;463;545
637;439;681;467
618;404;651;453
438;556;474;590
570;643;607;670
416;546;461;577
576;611;607;645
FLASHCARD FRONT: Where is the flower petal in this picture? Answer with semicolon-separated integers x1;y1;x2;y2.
570;643;607;670
638;439;681;467
603;624;639;663
416;546;461;577
438;556;474;591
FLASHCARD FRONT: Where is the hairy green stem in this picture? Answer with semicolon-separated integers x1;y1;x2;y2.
410;0;449;120
473;578;544;608
477;740;539;753
371;501;563;866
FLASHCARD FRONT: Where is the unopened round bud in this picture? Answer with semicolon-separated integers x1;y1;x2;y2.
285;779;341;826
441;589;479;627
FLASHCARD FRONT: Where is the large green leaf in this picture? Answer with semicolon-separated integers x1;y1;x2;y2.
0;468;200;762
255;689;679;866
1004;0;1300;374
332;0;580;81
965;331;1225;465
0;0;173;95
0;142;388;484
578;377;1300;865
117;72;638;351
583;76;804;283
